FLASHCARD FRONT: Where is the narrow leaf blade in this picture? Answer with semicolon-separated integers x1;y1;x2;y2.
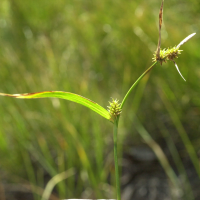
172;60;186;81
0;91;112;121
177;33;196;48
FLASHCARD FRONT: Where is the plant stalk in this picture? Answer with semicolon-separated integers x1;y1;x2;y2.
113;116;121;200
112;62;158;200
121;61;157;109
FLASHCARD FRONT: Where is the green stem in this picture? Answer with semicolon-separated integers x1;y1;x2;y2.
113;116;121;200
111;61;158;199
121;61;157;109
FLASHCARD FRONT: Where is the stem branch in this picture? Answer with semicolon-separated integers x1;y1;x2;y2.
121;61;157;109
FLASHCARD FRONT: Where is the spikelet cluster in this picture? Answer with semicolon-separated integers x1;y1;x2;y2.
107;98;122;119
153;46;182;65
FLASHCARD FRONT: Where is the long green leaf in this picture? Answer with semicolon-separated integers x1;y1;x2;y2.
0;91;112;122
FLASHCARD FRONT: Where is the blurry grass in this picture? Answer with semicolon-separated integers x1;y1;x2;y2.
41;168;75;200
157;77;200;178
0;0;200;199
133;116;182;200
127;70;194;200
158;121;194;200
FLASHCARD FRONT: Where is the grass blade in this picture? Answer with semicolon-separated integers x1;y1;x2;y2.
0;91;111;122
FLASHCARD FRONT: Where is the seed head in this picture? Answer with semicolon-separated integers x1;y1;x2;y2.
152;46;182;65
107;98;122;119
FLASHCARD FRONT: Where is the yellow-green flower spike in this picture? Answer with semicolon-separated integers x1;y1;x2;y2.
107;98;122;119
153;33;196;81
152;46;182;64
153;46;185;80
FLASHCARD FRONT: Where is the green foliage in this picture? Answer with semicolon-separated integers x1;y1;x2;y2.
0;91;111;121
0;0;199;199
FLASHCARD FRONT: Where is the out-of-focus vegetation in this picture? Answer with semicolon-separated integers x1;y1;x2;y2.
0;0;200;199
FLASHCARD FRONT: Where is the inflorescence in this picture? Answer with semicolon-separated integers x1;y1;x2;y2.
107;98;122;119
152;46;182;65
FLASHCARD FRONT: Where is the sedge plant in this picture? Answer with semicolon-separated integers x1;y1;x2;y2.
0;0;197;199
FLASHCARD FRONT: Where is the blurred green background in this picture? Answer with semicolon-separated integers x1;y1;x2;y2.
0;0;200;199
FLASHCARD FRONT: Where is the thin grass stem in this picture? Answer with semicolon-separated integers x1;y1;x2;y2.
113;116;121;200
121;61;157;109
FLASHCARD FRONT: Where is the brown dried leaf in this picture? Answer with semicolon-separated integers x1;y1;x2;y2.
156;0;164;60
